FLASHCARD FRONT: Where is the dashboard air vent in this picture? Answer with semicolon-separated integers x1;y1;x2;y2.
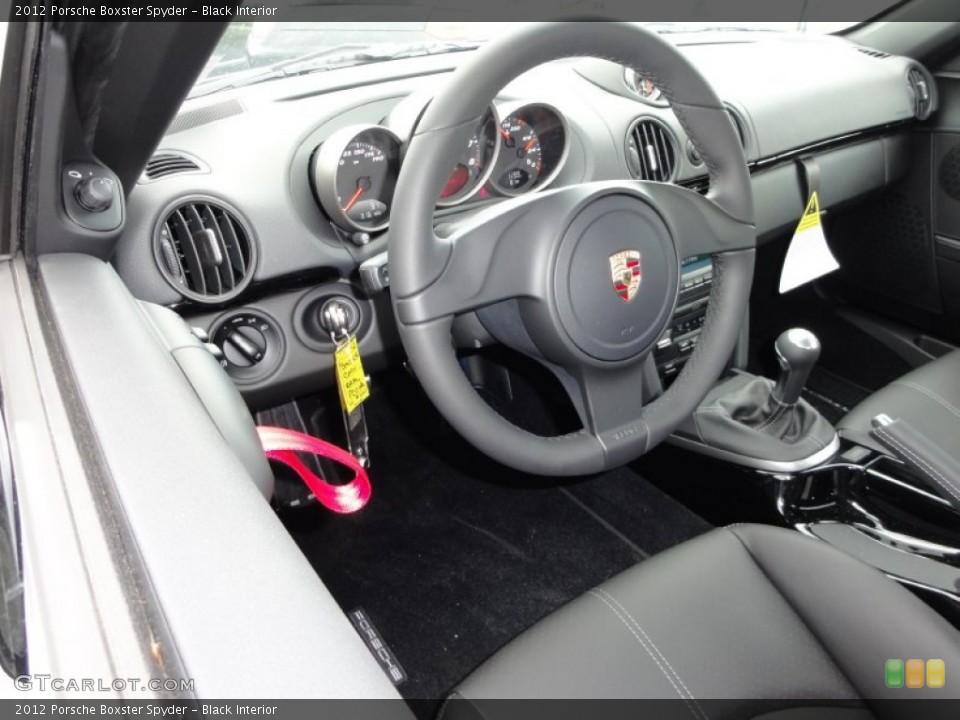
855;46;890;59
907;67;934;121
154;199;256;303
142;152;205;182
626;119;678;182
725;107;747;148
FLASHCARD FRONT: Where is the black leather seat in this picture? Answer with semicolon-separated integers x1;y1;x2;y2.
444;525;960;715
838;350;960;456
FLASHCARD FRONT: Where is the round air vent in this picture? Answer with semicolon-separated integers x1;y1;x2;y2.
154;198;257;303
625;118;678;182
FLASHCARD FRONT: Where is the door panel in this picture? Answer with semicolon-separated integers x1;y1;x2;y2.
823;69;960;346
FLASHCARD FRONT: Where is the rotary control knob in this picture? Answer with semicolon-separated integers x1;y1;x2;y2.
211;312;282;381
222;325;267;368
75;176;115;213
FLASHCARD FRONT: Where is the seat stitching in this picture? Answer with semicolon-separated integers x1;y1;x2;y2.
595;587;709;720
587;590;702;719
893;380;960;420
725;527;868;701
873;426;960;506
756;402;788;432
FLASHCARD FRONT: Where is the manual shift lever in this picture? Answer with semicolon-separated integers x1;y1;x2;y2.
772;329;821;405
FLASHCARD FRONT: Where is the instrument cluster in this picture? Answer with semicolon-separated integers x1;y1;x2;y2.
311;101;569;234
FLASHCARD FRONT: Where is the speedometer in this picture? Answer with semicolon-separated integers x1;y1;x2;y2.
312;125;402;233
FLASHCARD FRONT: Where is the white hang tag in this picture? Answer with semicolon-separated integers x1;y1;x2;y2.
778;191;840;294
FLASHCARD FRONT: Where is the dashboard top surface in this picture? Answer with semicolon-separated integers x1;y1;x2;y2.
115;31;926;308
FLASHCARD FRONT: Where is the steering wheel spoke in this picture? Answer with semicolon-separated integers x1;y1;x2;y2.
634;181;755;259
561;360;652;467
394;186;596;325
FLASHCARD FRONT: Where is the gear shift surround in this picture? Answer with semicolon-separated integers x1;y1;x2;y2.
672;328;839;472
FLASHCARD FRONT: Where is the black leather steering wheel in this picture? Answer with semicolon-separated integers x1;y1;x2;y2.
389;22;756;476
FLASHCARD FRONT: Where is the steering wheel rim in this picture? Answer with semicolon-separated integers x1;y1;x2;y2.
389;22;756;476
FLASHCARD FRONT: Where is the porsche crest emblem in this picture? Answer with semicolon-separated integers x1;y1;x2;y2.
609;250;642;302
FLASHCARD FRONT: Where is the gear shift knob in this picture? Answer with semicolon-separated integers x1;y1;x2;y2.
772;329;820;405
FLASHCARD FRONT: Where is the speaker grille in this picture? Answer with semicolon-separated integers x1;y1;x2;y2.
938;143;960;202
829;191;933;302
168;99;244;135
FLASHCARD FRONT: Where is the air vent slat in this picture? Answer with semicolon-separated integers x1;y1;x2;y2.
218;211;248;280
654;127;670;177
638;124;651;178
184;204;222;296
154;199;256;303
627;119;677;182
170;210;207;296
201;204;237;292
142;152;205;181
856;46;890;59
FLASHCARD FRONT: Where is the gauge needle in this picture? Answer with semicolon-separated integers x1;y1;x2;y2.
499;128;511;141
343;186;364;213
523;138;538;153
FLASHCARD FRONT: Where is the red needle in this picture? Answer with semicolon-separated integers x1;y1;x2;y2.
499;128;511;141
523;138;538;153
343;186;364;213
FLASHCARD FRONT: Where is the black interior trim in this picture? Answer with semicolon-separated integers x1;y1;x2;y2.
166;265;341;315
680;120;914;193
54;20;231;194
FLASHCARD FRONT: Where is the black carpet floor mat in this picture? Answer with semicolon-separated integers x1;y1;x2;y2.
279;371;710;709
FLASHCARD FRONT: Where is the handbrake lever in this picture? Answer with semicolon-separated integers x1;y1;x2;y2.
870;414;960;512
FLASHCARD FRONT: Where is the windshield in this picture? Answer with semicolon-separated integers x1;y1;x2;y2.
191;19;877;98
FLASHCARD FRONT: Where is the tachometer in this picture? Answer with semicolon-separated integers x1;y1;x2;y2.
495;117;543;193
313;125;402;233
491;104;568;196
436;107;500;206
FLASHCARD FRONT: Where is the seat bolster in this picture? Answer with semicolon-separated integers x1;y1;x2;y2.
449;527;861;708
447;525;960;720
729;524;960;704
838;350;960;455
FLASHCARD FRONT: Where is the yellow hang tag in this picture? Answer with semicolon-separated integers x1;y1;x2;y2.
335;337;370;414
796;192;822;232
778;191;839;294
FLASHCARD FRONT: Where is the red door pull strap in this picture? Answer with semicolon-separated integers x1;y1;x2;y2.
257;426;371;514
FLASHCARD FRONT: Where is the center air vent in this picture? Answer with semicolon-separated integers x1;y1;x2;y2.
625;118;678;182
141;152;207;182
907;67;934;121
154;198;257;303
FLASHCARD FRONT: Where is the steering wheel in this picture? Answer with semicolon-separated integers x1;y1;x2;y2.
389;22;756;476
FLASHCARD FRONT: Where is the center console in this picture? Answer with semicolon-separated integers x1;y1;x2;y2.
767;439;960;617
654;254;713;384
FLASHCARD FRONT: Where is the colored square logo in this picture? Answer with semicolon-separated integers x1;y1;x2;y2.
885;659;904;688
906;659;925;688
927;659;946;689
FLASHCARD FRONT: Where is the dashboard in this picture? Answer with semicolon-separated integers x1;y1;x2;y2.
312;99;569;236
112;30;936;407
